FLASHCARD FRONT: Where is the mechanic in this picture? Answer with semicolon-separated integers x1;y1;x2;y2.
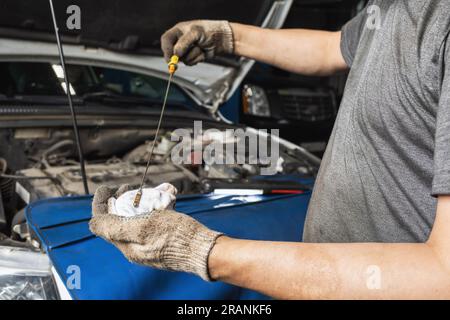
90;1;450;299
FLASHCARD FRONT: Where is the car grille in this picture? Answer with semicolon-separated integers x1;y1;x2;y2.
278;88;337;122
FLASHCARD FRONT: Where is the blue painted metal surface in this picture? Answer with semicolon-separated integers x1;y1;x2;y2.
26;189;311;300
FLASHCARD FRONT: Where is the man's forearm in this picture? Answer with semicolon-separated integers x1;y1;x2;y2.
208;237;450;299
230;23;348;76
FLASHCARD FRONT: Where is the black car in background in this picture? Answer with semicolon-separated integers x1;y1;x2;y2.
240;0;366;155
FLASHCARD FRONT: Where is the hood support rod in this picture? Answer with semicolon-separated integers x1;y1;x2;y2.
48;0;89;195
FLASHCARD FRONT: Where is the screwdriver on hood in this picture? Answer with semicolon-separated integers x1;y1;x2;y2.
133;55;179;208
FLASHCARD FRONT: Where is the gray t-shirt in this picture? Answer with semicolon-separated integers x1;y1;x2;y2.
303;0;450;243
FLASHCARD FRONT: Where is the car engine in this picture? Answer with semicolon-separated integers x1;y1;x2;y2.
0;126;319;235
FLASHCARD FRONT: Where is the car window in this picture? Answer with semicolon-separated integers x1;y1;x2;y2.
0;62;189;104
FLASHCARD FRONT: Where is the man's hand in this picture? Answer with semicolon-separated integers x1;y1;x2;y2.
89;185;223;281
161;20;234;65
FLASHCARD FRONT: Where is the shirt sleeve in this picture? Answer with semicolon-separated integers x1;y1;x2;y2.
432;39;450;196
340;4;370;68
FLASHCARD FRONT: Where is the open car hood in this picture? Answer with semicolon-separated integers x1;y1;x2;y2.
0;0;293;117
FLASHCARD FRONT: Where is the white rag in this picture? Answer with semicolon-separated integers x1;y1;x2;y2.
108;183;178;217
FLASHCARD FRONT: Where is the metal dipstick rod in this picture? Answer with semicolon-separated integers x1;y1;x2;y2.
133;55;179;208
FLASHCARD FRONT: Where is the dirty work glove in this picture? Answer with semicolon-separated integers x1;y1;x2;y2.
89;185;223;281
161;20;234;65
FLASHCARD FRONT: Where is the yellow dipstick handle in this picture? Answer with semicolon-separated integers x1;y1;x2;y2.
168;55;179;74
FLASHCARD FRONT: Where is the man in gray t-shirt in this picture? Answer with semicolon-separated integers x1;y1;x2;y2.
92;1;450;298
304;0;450;243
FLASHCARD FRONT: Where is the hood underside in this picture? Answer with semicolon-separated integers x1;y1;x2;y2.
0;0;274;55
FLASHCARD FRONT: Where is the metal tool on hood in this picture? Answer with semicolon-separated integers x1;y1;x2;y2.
133;55;179;208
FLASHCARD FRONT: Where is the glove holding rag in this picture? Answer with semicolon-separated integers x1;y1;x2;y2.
161;20;234;65
89;184;223;281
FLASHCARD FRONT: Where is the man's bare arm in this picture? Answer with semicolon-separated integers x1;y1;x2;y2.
161;21;347;75
231;23;348;76
208;196;450;299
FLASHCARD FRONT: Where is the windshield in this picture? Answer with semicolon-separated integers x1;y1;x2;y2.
0;62;190;104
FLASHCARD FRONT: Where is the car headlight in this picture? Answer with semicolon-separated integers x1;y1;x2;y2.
0;246;59;300
242;84;271;117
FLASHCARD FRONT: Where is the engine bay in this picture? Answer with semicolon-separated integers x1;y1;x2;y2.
0;125;319;236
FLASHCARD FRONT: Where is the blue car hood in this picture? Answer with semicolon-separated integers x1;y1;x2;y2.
25;190;311;300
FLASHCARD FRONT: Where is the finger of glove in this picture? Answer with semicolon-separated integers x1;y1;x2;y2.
89;209;120;239
108;213;164;244
173;28;202;60
97;210;183;245
161;27;182;62
183;46;206;66
91;215;144;244
161;27;179;60
115;184;131;198
92;185;116;216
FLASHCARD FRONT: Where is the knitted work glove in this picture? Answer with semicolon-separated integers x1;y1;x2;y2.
161;20;234;65
89;185;223;281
